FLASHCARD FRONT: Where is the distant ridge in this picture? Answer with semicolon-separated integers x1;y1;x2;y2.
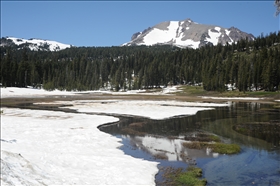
0;37;72;51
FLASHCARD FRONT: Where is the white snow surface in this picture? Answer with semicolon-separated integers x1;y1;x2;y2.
0;86;182;98
206;28;221;46
215;27;221;32
0;87;78;98
6;37;71;51
1;108;158;185
36;100;229;120
143;21;178;45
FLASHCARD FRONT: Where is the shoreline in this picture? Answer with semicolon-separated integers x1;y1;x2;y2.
1;90;278;106
1;86;279;104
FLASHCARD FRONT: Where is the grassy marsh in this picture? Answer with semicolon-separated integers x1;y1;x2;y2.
182;141;241;155
159;166;207;186
184;133;221;142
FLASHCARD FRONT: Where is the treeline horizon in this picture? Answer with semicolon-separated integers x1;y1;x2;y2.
1;31;280;92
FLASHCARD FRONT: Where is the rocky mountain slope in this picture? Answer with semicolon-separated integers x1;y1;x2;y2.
122;18;255;49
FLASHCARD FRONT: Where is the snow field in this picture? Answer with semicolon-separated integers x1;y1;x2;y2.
1;108;158;185
0;87;78;98
0;86;181;98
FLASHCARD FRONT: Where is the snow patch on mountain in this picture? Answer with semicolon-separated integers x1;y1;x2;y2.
207;28;221;45
176;39;200;49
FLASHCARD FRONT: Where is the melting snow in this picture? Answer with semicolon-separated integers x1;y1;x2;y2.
1;108;158;185
36;100;229;120
0;87;77;98
0;86;183;98
0;87;231;185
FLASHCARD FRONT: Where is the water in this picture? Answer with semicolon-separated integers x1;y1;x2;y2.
197;147;280;185
99;102;280;185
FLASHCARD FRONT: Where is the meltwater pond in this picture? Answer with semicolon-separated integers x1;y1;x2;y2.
99;102;280;185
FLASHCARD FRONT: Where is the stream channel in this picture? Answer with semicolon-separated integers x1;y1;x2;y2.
99;102;280;185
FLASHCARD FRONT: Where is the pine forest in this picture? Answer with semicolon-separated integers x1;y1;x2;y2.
1;32;280;93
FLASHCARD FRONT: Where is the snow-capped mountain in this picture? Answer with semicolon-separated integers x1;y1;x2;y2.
0;37;72;51
122;18;255;49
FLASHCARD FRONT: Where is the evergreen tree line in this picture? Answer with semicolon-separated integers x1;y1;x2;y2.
1;31;280;92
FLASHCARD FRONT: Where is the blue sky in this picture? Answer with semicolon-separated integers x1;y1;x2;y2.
1;1;279;47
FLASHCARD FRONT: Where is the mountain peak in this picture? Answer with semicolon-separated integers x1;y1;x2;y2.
182;18;193;23
122;19;255;49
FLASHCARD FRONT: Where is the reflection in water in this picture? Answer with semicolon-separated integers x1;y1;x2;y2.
100;102;280;185
122;135;219;161
201;102;280;149
199;146;280;186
